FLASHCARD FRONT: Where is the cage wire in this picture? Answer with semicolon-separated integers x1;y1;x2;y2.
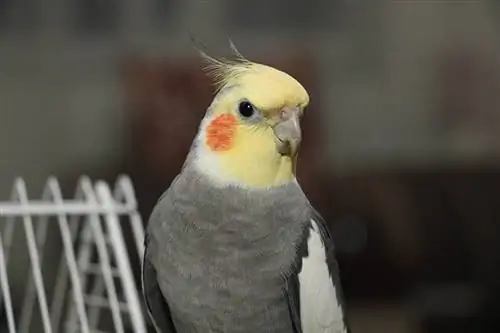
0;175;147;333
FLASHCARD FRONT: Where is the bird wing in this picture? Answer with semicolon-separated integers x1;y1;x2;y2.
142;233;177;333
285;208;350;333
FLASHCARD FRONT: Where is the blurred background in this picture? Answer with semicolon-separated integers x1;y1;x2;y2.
2;0;500;332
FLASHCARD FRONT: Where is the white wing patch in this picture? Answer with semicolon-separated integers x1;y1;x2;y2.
298;220;347;333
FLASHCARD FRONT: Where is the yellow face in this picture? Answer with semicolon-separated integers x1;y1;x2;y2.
195;63;309;188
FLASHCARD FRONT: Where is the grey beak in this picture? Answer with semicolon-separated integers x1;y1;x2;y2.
272;107;301;157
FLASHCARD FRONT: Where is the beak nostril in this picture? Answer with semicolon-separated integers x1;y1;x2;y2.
280;107;300;121
280;109;287;120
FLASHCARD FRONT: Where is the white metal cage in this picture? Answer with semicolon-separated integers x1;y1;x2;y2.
0;176;147;333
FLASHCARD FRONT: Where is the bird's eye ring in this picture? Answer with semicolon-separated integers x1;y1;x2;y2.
238;101;255;118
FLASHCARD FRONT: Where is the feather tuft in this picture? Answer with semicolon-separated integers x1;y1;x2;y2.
189;34;254;92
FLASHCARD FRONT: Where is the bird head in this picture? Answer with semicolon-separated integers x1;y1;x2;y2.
190;45;310;188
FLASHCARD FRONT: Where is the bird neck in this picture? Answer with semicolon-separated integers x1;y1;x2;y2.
190;142;297;189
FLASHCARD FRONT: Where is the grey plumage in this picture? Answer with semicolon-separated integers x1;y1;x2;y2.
144;163;311;333
143;160;349;333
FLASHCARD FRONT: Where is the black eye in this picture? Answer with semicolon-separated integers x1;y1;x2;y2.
238;101;255;118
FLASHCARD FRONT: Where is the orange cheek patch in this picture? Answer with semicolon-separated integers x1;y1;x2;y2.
205;114;237;151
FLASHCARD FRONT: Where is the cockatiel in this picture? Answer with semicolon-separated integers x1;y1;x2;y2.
142;44;350;333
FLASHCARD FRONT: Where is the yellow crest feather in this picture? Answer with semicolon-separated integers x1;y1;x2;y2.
190;35;309;111
190;37;256;92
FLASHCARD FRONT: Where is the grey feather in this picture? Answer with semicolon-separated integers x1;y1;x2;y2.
142;239;177;333
145;163;311;333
